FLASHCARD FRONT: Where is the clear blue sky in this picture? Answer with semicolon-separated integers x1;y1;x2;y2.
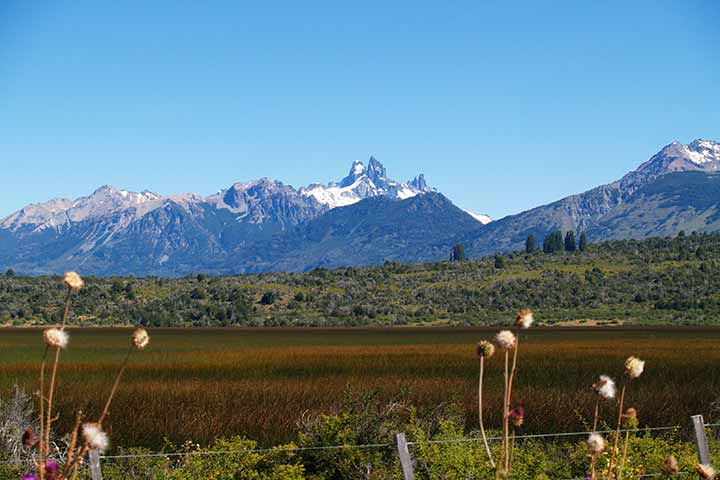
1;0;718;219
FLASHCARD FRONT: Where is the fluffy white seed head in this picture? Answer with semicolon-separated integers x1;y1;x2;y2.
82;423;109;452
63;271;84;291
625;356;645;379
587;433;605;454
132;328;150;350
495;330;516;350
515;309;534;329
43;328;69;349
593;375;617;400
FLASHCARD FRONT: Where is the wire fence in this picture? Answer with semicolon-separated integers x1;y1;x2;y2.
94;424;684;461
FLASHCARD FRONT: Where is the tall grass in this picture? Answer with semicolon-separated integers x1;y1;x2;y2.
1;327;718;450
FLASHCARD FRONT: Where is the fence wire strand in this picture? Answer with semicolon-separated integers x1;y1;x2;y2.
406;425;681;446
95;425;682;460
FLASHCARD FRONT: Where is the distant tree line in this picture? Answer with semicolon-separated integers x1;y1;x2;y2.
526;230;588;254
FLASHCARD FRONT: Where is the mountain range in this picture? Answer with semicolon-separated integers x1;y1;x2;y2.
1;139;719;276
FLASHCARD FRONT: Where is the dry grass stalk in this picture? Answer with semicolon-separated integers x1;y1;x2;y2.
476;341;496;467
27;273;150;480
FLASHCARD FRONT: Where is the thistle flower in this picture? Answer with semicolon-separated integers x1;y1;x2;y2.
624;356;645;379
515;309;534;329
21;428;37;448
509;406;525;427
476;340;495;358
696;464;717;480
43;328;69;349
45;460;60;480
22;474;38;480
82;423;109;452
132;328;150;350
622;407;638;428
662;456;679;475
63;271;84;291
587;433;605;454
592;375;617;400
495;330;516;350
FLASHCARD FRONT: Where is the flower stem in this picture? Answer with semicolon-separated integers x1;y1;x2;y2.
38;346;48;480
99;345;134;426
606;383;626;480
478;356;495;467
505;334;520;477
616;430;631;480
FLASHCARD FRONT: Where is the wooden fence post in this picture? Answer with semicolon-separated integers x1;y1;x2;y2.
89;449;103;480
691;415;712;468
396;432;415;480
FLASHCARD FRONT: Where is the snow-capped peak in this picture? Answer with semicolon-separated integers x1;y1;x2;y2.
299;156;434;209
687;139;720;165
1;185;162;232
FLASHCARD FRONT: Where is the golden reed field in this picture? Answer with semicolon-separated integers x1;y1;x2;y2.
1;327;719;449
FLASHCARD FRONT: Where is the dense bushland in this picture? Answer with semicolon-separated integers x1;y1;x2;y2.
4;232;720;327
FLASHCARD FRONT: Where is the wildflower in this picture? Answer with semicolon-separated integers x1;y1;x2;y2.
82;423;109;452
476;340;495;358
509;406;525;427
587;433;605;454
624;356;645;379
622;407;638;428
515;309;534;329
21;428;37;448
696;464;717;480
662;456;679;475
43;328;69;349
495;330;516;350
132;328;150;350
592;375;616;400
45;460;60;480
22;474;38;480
63;271;84;291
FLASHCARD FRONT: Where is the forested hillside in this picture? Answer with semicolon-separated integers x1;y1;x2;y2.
3;232;720;327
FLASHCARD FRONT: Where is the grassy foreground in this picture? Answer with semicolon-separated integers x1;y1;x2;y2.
1;327;719;449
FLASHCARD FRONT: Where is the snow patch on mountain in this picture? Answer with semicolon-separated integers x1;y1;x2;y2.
465;210;492;224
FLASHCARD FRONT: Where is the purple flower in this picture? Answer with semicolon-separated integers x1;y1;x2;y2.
45;461;60;480
22;474;38;480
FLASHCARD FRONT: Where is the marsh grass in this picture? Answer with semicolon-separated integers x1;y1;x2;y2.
1;327;719;449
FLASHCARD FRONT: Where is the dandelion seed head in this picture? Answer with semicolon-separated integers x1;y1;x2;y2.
63;271;84;291
476;340;495;358
587;433;605;454
515;309;534;329
132;328;150;350
43;328;69;349
82;423;109;452
624;356;645;379
495;330;516;350
592;375;617;400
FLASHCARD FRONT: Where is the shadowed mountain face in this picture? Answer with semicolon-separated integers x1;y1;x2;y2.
461;139;720;257
1;140;719;276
